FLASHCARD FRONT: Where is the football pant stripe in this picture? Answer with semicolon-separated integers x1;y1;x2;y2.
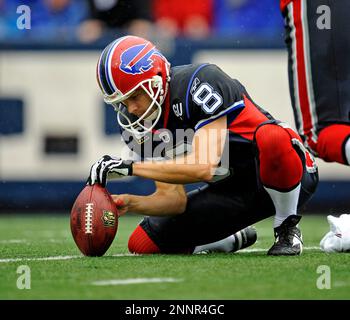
290;0;318;146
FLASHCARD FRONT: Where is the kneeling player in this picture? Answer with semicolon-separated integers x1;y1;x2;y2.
88;35;319;256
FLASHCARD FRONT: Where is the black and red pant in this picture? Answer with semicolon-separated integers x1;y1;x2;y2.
130;123;319;253
283;0;350;163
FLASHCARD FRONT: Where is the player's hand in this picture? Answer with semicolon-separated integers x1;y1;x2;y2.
87;155;133;187
112;194;130;216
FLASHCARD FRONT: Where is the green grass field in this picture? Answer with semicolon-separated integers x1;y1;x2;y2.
0;214;349;300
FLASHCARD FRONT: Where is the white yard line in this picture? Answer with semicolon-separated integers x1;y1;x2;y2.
0;239;27;244
111;253;136;257
0;253;135;263
91;278;182;286
0;255;82;263
333;281;349;288
0;247;321;263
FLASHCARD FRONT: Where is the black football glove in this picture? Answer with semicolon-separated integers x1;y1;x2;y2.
87;155;133;187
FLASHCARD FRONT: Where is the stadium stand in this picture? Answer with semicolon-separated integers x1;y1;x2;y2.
0;1;349;213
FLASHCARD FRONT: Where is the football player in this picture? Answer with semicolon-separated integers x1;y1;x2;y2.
88;35;318;255
281;0;350;165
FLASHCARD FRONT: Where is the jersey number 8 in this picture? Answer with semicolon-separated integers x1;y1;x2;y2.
192;83;223;114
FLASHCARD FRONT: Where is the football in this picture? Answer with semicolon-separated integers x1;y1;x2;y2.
70;184;118;256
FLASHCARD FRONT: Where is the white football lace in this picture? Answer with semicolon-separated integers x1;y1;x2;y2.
85;203;93;234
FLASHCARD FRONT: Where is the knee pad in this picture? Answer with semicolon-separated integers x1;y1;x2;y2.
255;124;303;191
316;124;350;164
128;225;161;254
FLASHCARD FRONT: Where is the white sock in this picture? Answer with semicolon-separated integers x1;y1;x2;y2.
193;235;235;254
264;184;301;228
344;137;350;164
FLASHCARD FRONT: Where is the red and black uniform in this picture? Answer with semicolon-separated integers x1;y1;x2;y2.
121;63;318;253
281;0;350;163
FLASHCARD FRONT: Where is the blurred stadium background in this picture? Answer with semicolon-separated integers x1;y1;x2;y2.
1;0;350;214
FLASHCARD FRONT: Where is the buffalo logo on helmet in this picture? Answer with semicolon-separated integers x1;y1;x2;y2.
119;43;162;75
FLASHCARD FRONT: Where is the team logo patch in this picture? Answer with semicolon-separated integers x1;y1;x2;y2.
120;44;160;75
190;78;201;94
172;102;183;118
101;210;116;227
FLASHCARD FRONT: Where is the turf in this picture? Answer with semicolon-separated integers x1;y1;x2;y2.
0;214;349;300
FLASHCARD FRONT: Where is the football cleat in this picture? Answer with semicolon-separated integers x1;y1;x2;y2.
267;215;303;256
231;226;258;252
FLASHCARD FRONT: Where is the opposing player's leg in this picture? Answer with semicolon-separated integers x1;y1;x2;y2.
316;124;350;165
283;0;350;161
254;122;318;255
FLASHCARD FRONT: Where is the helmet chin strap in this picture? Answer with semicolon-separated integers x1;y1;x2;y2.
117;103;161;137
144;109;160;121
